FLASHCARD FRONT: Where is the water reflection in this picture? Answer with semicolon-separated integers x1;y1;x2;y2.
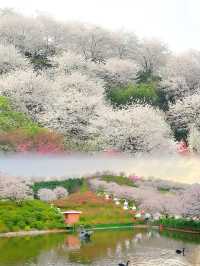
0;229;199;266
65;235;81;250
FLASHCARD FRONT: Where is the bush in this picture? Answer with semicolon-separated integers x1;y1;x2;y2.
0;200;64;233
0;96;38;132
154;217;200;231
0;96;11;112
107;83;159;106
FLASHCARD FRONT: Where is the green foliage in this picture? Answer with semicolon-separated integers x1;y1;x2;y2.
32;178;85;197
174;128;189;142
136;69;161;84
154;218;200;231
107;83;159;107
101;175;137;187
0;96;11;111
155;89;169;111
0;111;39;132
0;200;65;233
25;51;54;71
160;230;200;244
0;96;40;133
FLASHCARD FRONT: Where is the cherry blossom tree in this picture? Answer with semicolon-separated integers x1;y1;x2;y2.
95;104;176;154
167;93;200;132
0;11;44;54
36;14;66;52
110;31;139;59
135;39;169;76
188;125;200;153
0;68;106;143
89;178;182;215
180;184;200;217
139;195;182;215
54;187;68;199
0;69;53;121
0;44;29;74
37;188;57;202
41;72;106;140
161;52;200;100
0;175;33;201
53;51;87;75
96;57;139;87
67;25;114;63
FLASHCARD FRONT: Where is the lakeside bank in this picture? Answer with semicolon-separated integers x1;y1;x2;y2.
1;223;200;238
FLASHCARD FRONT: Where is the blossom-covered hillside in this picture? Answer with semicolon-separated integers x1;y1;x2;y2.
0;9;199;154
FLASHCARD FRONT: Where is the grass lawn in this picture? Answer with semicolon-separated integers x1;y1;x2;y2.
53;191;134;226
100;175;137;187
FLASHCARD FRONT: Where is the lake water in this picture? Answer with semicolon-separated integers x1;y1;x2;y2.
0;229;200;266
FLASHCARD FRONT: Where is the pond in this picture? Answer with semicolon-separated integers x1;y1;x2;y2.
0;229;200;266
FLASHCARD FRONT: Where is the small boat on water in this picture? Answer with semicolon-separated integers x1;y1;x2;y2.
79;229;93;239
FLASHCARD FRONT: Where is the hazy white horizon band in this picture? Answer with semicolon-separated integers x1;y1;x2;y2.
0;0;200;52
0;153;200;184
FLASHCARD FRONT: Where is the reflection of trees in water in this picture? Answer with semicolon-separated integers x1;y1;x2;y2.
0;233;65;266
64;229;189;264
0;230;199;266
187;246;200;265
26;231;200;266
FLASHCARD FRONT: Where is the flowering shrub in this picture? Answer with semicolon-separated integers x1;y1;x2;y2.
33;130;64;154
0;128;64;153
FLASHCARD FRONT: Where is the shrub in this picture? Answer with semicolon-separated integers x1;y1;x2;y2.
107;83;159;106
0;127;64;153
33;130;64;154
0;96;38;132
0;96;11;112
0;200;65;232
154;217;200;231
